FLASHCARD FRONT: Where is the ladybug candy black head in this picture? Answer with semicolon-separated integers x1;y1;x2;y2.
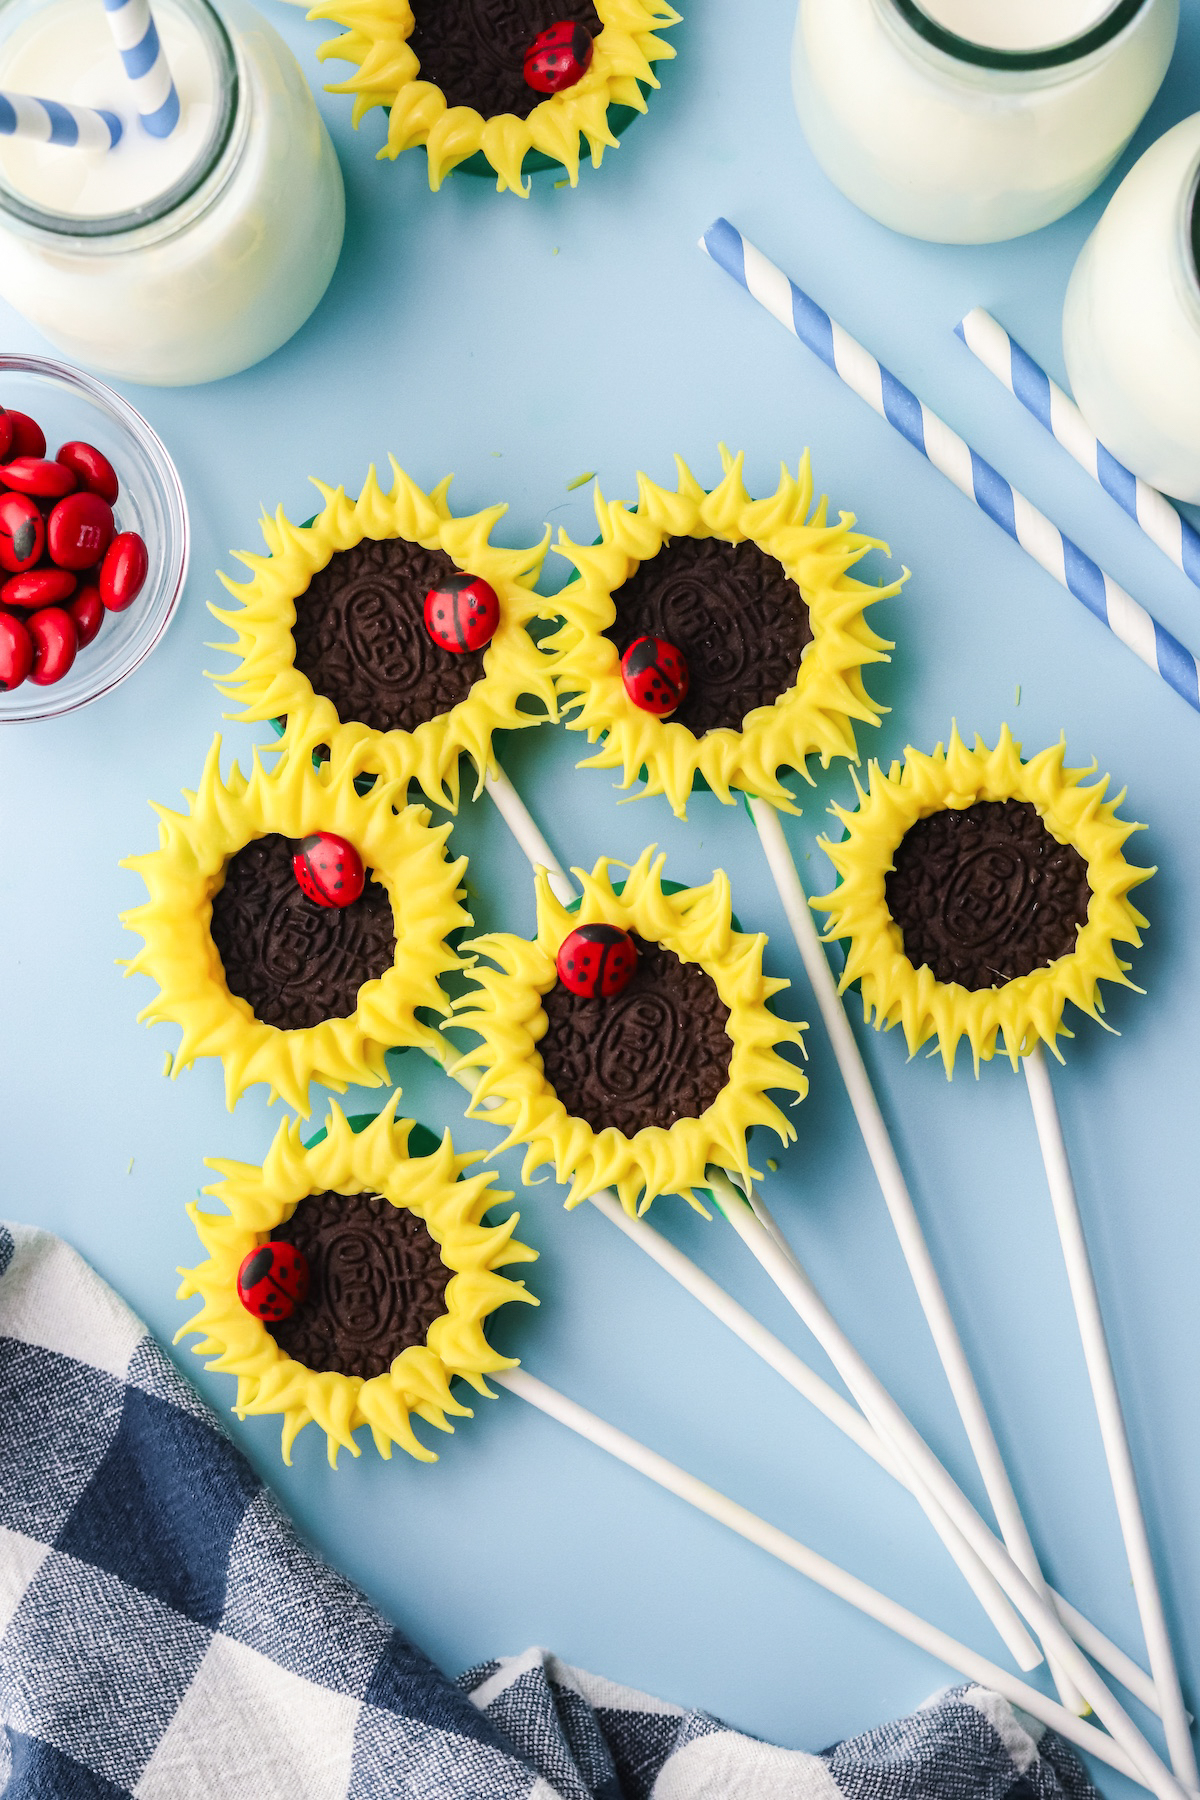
237;1241;309;1323
620;634;689;718
524;21;594;94
423;572;500;654
556;922;638;999
292;832;366;908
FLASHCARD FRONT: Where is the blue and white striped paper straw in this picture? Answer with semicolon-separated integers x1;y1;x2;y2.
0;90;121;150
102;0;179;139
699;217;1200;717
957;307;1200;592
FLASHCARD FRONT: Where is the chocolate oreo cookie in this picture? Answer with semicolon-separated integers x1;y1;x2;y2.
885;799;1091;992
538;932;732;1136
291;537;485;735
408;0;603;121
210;833;395;1031
604;536;813;736
267;1190;451;1379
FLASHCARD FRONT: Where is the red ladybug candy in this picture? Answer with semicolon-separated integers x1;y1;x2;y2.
56;440;119;505
620;634;689;717
423;572;500;654
46;491;115;571
69;586;104;648
5;412;46;458
0;412;10;461
556;923;638;999
0;610;33;690
293;832;366;909
0;567;76;610
99;531;148;612
0;492;44;574
0;456;76;500
523;20;594;93
26;606;77;685
236;1241;309;1323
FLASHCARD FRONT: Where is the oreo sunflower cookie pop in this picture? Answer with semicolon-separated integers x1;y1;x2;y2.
547;448;905;819
450;847;807;1215
121;737;470;1112
306;0;680;195
811;725;1154;1074
178;1100;537;1465
209;463;561;812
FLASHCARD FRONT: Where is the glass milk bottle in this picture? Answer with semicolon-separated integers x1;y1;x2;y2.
0;0;345;385
1063;114;1200;502
791;0;1178;244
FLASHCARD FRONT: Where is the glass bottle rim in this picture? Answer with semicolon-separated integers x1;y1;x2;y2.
887;0;1151;71
0;0;238;240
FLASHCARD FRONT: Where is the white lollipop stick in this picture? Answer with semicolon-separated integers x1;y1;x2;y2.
749;795;1082;1711
101;0;180;138
497;1366;1146;1787
594;1189;1169;1720
591;1191;1033;1663
706;1167;1190;1800
1024;1044;1198;1788
483;766;575;905
479;768;1040;1666
0;90;121;149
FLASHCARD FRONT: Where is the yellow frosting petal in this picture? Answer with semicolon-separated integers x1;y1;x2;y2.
208;463;559;813
547;448;905;819
449;847;808;1215
176;1097;538;1466
120;736;470;1112
308;0;680;195
811;724;1154;1074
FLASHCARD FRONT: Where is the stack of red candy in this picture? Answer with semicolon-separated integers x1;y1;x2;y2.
0;404;149;692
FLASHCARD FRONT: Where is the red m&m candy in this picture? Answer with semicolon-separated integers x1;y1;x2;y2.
423;572;500;654
556;923;638;999
293;832;366;908
27;606;77;686
99;531;148;612
0;568;76;610
620;634;689;717
47;491;115;571
0;456;76;500
56;440;119;505
524;21;593;93
0;610;33;690
69;586;105;648
0;492;43;574
5;412;46;458
237;1241;309;1323
0;413;11;461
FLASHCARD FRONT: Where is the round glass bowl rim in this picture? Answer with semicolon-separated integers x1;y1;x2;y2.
0;351;190;722
0;0;238;240
888;0;1151;70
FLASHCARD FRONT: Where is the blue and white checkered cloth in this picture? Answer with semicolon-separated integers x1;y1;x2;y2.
0;1220;1100;1799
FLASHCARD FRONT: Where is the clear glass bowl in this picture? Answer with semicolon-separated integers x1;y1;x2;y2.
0;354;188;721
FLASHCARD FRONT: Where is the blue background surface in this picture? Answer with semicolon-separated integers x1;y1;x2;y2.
3;3;1200;1791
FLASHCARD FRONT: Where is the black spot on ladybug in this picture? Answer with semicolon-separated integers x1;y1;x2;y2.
624;638;660;679
241;1247;274;1289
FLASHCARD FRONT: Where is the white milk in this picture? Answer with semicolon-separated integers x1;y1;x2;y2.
791;0;1178;243
1063;114;1200;502
0;2;217;217
915;0;1126;52
0;0;345;386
